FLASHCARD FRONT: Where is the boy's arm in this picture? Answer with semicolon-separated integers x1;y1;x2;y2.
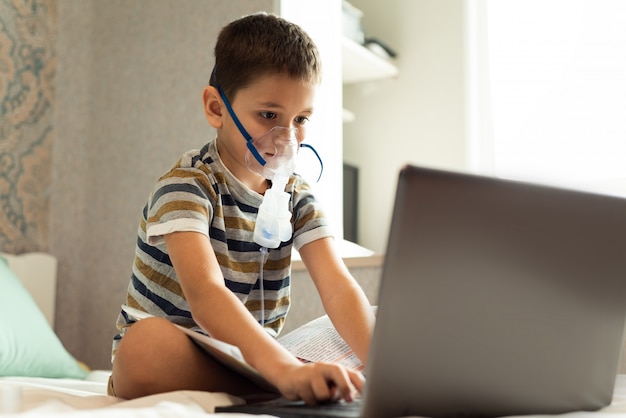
299;237;376;366
163;231;363;404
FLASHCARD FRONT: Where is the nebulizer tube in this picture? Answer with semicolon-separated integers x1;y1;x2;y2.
258;246;269;326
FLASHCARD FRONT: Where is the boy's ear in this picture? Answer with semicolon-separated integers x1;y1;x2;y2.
202;86;223;129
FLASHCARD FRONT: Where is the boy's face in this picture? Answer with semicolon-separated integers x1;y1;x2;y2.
212;73;317;188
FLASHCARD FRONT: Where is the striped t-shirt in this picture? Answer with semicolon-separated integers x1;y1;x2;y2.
112;139;332;359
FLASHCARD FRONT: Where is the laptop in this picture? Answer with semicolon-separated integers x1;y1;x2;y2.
216;164;626;418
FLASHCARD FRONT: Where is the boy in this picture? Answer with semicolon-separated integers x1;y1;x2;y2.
110;12;375;405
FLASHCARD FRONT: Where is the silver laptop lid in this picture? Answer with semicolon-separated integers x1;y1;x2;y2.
362;165;626;418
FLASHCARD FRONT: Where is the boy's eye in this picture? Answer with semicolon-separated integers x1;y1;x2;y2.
260;112;276;120
295;116;309;124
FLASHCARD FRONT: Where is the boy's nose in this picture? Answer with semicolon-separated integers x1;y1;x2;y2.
276;126;298;138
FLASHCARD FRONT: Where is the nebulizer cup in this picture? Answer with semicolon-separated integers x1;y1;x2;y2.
249;127;299;249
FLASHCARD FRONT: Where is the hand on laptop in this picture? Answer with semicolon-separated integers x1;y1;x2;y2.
273;362;364;405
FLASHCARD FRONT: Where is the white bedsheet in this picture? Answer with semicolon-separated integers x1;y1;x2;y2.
3;372;626;417
0;370;261;417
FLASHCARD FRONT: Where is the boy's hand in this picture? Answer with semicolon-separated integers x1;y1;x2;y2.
272;362;365;405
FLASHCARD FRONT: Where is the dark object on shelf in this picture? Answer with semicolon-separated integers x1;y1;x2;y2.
364;37;397;59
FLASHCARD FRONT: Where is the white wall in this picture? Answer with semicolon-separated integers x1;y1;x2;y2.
343;0;469;253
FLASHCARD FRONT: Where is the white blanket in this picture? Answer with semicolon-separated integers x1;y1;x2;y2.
0;371;261;417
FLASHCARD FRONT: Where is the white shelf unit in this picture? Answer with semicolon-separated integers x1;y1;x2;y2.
341;34;398;244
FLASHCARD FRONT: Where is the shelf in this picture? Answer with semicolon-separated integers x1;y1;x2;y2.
342;37;398;84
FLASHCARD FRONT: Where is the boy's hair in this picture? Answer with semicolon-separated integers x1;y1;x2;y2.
211;12;321;101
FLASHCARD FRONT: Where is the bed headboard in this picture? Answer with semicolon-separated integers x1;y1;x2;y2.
2;252;57;328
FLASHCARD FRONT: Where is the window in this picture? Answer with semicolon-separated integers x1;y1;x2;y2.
469;0;626;197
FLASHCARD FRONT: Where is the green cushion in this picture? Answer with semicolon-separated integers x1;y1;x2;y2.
0;256;87;378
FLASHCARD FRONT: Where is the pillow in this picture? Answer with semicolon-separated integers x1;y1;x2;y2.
0;256;87;378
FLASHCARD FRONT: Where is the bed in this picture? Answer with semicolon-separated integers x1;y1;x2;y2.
2;252;626;417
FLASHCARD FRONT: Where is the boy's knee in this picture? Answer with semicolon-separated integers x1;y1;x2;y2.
119;317;178;355
111;317;181;398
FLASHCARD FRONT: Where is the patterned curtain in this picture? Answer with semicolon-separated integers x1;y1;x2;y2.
0;0;56;253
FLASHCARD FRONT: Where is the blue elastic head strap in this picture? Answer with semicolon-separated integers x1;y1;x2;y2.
299;143;324;182
211;66;324;181
212;68;267;166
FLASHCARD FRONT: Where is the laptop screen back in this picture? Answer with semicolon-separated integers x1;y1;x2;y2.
362;165;626;418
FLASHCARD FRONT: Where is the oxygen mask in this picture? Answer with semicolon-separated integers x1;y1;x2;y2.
245;126;299;181
212;67;323;183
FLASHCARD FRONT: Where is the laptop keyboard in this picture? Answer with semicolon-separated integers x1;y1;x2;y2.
292;398;362;415
215;397;362;417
